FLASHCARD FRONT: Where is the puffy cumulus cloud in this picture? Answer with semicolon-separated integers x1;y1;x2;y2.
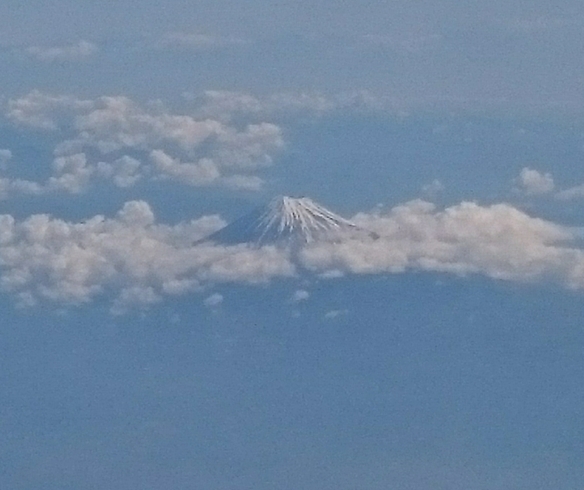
0;201;294;310
509;167;584;201
6;90;94;130
24;40;98;63
515;167;555;195
48;153;94;193
97;156;142;188
0;153;95;199
300;200;584;288
3;198;584;311
1;91;285;194
69;96;224;153
149;150;220;186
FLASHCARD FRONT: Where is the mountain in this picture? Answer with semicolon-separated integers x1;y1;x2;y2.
206;196;363;246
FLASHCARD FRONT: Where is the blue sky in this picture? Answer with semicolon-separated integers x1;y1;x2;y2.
1;2;584;489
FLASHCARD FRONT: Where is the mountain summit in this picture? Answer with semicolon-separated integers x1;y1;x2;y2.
207;196;359;246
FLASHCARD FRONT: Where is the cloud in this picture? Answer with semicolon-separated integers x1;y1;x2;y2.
324;309;348;319
510;167;584;201
556;184;584;200
500;16;579;34
2;198;584;311
97;156;142;188
300;199;584;288
25;40;98;63
0;153;95;198
515;167;555;195
0;149;12;165
204;293;224;307
1;91;285;195
421;179;444;198
6;90;94;130
194;90;336;121
189;89;419;124
291;289;310;302
0;201;295;310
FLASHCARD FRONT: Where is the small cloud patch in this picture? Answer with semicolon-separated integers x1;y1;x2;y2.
291;289;310;303
324;309;348;319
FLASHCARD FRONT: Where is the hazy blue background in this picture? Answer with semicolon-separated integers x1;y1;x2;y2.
1;1;584;489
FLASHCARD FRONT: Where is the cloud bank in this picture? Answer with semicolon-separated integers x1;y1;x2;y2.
2;91;284;195
1;198;584;312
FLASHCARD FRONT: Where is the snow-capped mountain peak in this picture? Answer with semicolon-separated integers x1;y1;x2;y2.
206;196;358;246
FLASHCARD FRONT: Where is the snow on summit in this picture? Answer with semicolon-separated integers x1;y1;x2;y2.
207;196;360;246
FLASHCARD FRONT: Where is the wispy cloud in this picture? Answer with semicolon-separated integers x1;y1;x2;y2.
499;16;581;34
25;40;98;62
557;184;584;200
204;293;224;308
290;289;310;303
324;309;348;319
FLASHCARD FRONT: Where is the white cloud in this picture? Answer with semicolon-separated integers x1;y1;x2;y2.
1;198;584;311
515;167;555;195
6;90;93;130
508;167;584;201
0;201;295;309
2;91;285;194
204;293;224;307
421;179;444;197
97;156;143;188
301;199;584;288
291;289;310;302
150;150;221;186
111;286;161;315
0;153;95;198
48;153;94;193
25;40;98;63
70;96;224;153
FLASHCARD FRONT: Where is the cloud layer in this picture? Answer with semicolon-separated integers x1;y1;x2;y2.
2;91;284;195
1;198;584;312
